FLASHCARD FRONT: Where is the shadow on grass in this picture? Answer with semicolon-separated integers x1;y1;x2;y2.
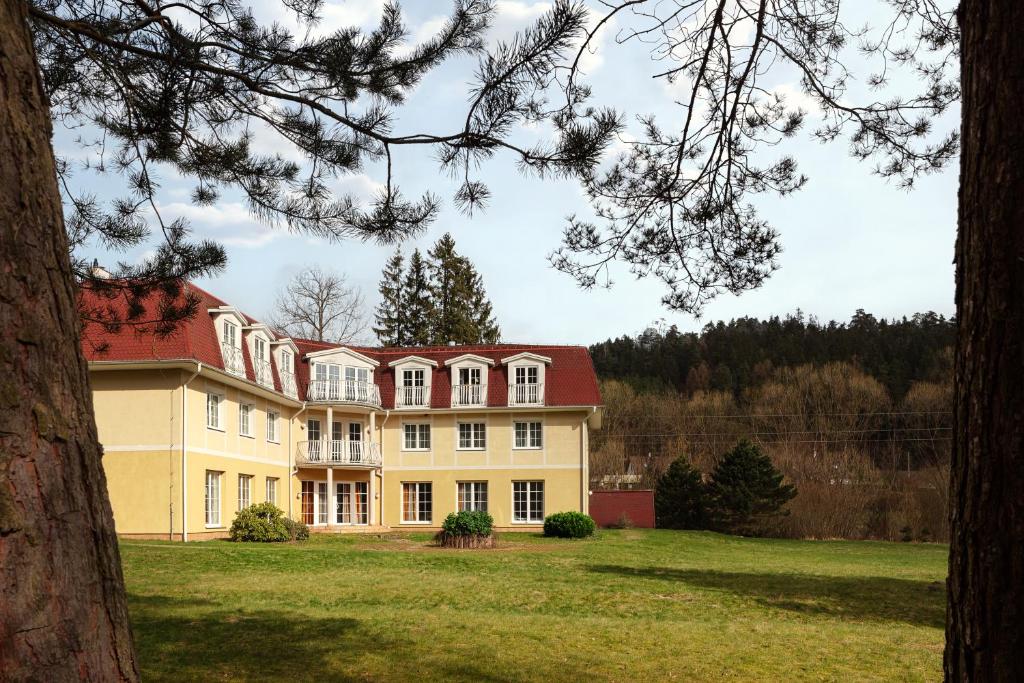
129;594;517;682
586;565;945;628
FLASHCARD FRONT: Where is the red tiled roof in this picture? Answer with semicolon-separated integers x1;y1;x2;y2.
80;282;602;408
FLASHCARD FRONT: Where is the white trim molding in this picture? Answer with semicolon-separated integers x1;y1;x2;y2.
500;351;552;365
443;354;495;367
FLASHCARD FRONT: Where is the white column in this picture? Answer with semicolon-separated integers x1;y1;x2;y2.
369;468;376;526
326;466;334;528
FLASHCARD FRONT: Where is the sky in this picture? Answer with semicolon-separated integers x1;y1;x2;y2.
65;0;960;346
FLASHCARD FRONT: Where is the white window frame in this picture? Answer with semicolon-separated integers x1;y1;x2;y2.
206;392;223;431
513;420;543;449
457;481;488;512
266;410;279;443
401;482;432;524
457;422;487;450
239;402;254;437
205;470;222;527
512;480;545;524
265;477;278;505
402;422;431;451
238;474;252;510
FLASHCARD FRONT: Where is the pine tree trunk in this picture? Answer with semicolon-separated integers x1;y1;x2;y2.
0;0;139;679
946;1;1024;678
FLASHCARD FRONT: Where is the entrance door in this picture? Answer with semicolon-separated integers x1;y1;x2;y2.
336;483;352;524
301;481;315;525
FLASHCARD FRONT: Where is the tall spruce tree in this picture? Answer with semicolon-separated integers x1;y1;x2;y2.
374;249;406;346
706;440;796;537
403;249;434;346
427;232;499;344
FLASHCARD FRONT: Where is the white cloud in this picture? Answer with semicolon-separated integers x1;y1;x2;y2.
156;201;280;248
334;173;386;202
771;83;824;119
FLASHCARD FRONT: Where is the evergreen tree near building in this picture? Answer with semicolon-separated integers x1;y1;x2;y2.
654;458;709;530
467;270;501;344
373;249;406;346
403;250;434;346
427;232;500;345
706;440;796;536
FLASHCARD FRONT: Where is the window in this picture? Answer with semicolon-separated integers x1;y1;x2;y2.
458;367;481;385
402;482;432;523
239;403;253;437
266;410;279;442
514;365;539;385
403;423;431;450
280;350;293;373
458;482;488;512
402;368;425;386
307;419;321;441
206;392;222;429
457;422;486;450
513;481;544;523
237;474;252;510
265;477;278;505
205;471;222;526
514;421;543;449
222;320;237;348
254;336;266;362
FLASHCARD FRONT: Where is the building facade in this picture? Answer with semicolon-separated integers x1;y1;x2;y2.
82;284;602;539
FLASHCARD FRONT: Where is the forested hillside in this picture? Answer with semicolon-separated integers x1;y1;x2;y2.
590;310;954;542
590;310;954;401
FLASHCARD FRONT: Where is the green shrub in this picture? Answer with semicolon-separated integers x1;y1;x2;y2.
283;517;310;541
440;510;494;537
543;511;596;539
655;457;709;529
706;440;797;536
229;502;290;542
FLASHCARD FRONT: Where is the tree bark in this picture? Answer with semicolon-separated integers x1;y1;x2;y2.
0;0;138;679
946;1;1024;679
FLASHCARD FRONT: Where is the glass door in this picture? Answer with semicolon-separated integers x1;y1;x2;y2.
348;422;362;462
331;421;343;462
336;482;352;524
317;482;328;525
301;481;315;525
354;482;368;525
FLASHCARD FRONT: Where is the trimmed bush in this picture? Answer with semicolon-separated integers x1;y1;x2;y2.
543;511;596;539
283;517;310;541
229;502;290;542
436;510;495;548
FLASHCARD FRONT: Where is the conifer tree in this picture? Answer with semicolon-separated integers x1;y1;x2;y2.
467;269;501;344
654;458;709;530
427;232;500;344
403;249;434;346
706;440;796;536
374;249;406;346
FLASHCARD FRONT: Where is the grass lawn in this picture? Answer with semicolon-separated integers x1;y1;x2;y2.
121;530;947;681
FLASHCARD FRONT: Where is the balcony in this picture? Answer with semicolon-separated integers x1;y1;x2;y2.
307;379;381;406
253;358;273;388
296;440;381;467
452;383;487;407
221;344;245;377
279;371;298;398
395;385;430;408
508;382;543;406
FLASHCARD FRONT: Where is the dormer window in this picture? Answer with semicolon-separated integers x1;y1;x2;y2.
220;319;244;376
397;368;429;407
502;352;550;406
252;336;272;387
453;366;485;406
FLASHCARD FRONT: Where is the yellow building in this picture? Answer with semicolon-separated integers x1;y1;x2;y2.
82;284;602;539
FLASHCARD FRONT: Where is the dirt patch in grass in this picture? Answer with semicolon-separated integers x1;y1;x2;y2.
353;533;565;553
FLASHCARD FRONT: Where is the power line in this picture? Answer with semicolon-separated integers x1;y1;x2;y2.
602;426;951;438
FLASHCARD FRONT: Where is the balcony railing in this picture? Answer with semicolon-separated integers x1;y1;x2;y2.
452;383;487;407
221;344;245;377
279;371;297;398
508;382;543;406
253;358;273;388
395;385;431;408
296;440;381;467
307;379;381;406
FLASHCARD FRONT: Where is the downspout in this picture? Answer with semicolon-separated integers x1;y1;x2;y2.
181;361;202;541
291;402;308;519
580;407;595;514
